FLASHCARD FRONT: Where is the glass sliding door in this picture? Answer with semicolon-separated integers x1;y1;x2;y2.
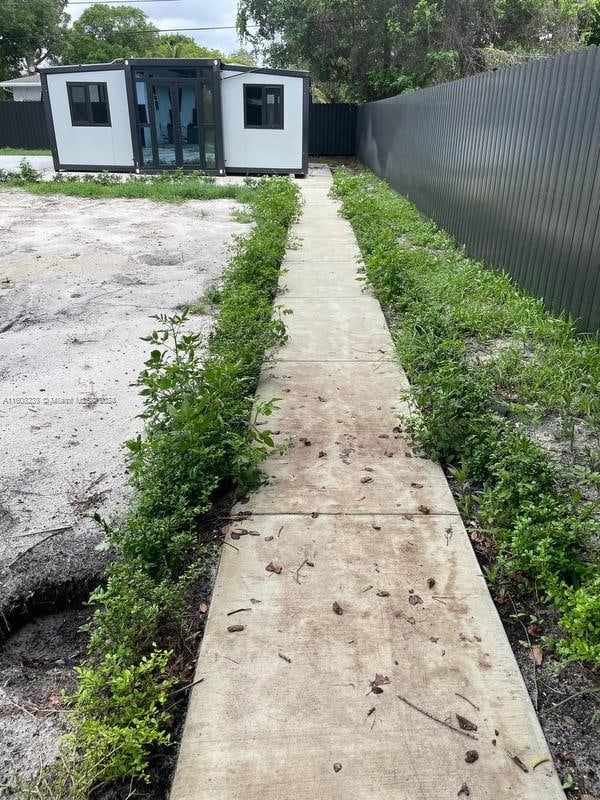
177;84;201;166
151;84;177;167
132;67;221;172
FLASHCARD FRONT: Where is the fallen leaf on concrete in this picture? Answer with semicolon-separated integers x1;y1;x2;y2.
230;529;248;540
530;755;550;769
456;714;478;732
278;652;292;663
506;751;528;772
427;578;436;589
355;495;366;501
360;476;373;484
457;783;470;797
418;505;431;514
404;451;413;457
384;449;394;457
266;562;282;574
465;750;479;764
531;644;543;666
367;707;376;716
227;624;245;633
411;482;424;489
409;594;423;605
199;602;208;613
392;426;401;433
430;636;439;643
378;434;389;438
333;763;342;773
318;396;327;402
371;686;384;694
318;450;327;458
373;674;390;687
333;601;344;615
306;560;315;567
376;590;390;597
299;437;312;446
372;524;381;530
264;535;274;542
362;585;373;593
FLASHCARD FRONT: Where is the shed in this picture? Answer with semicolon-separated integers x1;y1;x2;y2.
39;59;309;175
0;74;42;102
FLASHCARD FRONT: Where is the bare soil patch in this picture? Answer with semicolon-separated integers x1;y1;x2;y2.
0;190;245;792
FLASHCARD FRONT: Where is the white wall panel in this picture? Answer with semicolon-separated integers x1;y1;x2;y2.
47;69;134;167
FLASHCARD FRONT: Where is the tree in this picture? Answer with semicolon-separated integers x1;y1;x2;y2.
154;34;223;60
237;0;586;101
65;5;158;65
227;47;257;65
153;35;257;65
0;0;69;79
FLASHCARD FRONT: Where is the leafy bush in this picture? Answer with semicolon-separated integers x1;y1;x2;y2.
332;167;600;664
30;177;300;797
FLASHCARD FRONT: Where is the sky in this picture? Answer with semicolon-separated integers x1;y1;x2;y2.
66;0;246;56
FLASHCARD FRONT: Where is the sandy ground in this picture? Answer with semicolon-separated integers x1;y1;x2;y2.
0;189;246;788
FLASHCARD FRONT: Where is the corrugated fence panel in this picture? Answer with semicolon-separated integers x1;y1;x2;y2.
0;101;49;149
357;45;600;332
309;103;357;156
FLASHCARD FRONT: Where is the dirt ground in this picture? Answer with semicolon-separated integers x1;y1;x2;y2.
0;189;246;791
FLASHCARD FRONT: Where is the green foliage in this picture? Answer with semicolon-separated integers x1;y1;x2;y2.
0;165;255;204
23;176;300;796
151;34;256;62
0;0;68;78
332;167;600;664
65;4;158;64
154;33;223;59
238;0;587;101
64;648;173;792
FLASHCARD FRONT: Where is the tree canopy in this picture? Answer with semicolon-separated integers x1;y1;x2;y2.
0;0;69;79
64;5;159;64
237;0;594;101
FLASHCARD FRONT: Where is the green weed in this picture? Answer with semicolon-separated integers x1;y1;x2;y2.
332;167;600;665
20;176;300;798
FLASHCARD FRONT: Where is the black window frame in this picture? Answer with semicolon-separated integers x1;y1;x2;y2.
243;84;284;130
67;81;112;127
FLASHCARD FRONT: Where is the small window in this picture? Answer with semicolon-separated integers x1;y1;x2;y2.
67;82;111;127
244;84;283;129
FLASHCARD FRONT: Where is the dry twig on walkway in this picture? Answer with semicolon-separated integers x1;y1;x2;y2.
397;694;478;741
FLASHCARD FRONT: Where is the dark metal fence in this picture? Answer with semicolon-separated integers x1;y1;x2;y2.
309;103;357;156
357;46;600;332
0;101;49;149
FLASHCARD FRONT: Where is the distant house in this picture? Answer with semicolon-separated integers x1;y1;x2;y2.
39;58;310;175
0;74;42;102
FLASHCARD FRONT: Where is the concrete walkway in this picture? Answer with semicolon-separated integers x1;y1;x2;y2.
170;168;564;799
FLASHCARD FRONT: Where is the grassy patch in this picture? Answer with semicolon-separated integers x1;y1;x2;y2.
0;163;254;204
0;147;51;156
331;168;600;665
20;176;300;798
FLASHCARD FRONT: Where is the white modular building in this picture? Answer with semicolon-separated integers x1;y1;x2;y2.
39;59;310;176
